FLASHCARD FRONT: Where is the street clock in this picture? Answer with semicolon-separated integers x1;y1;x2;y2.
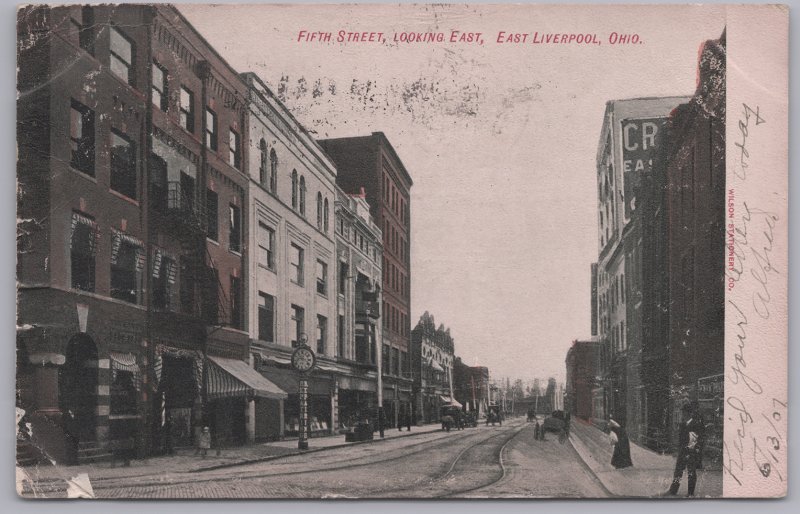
291;345;316;373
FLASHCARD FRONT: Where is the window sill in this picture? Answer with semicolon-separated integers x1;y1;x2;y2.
229;249;242;257
257;263;277;274
108;188;140;206
290;280;304;288
67;166;97;183
207;237;220;246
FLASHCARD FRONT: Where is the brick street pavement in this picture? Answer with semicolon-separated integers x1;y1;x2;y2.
568;418;723;498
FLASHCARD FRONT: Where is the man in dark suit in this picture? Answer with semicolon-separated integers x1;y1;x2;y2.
668;402;705;497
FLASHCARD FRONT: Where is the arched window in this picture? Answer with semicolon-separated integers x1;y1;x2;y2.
316;192;323;229
299;176;306;216
323;198;329;233
291;170;298;209
269;148;278;194
259;139;268;186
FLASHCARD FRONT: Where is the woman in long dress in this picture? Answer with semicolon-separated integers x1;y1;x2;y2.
608;418;633;469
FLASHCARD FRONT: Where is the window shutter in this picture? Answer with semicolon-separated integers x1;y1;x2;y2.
135;247;146;272
152;248;163;278
111;231;122;264
166;259;178;285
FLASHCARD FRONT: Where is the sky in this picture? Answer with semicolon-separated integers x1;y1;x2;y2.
179;3;726;384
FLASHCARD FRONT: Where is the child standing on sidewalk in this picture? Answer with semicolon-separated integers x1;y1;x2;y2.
197;426;211;458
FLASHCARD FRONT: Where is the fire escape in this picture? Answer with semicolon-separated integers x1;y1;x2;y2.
149;176;231;338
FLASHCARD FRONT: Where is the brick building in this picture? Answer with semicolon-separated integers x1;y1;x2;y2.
318;133;414;427
16;4;278;464
452;358;490;418
411;312;456;424
640;32;726;456
564;339;601;420
592;95;689;434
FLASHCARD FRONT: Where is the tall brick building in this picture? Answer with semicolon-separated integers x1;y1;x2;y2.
16;4;279;464
640;32;726;457
318;133;413;426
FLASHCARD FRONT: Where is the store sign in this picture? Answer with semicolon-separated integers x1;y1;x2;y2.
620;117;667;218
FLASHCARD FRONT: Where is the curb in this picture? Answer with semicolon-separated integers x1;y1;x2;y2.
191;426;445;473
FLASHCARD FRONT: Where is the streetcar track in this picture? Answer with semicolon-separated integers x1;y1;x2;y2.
85;425;518;492
434;423;527;498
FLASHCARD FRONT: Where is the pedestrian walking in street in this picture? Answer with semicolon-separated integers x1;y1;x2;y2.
406;409;412;431
608;418;633;469
533;421;540;440
668;402;705;497
196;426;211;458
564;412;571;438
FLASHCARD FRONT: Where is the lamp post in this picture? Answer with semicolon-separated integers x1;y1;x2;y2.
291;333;316;451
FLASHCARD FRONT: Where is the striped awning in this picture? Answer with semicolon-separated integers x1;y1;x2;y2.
440;396;462;408
110;352;141;391
207;356;288;400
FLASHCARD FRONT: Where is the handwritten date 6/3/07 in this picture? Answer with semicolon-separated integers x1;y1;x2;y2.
724;397;787;486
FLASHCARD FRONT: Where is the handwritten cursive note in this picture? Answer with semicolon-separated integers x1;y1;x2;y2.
723;103;787;493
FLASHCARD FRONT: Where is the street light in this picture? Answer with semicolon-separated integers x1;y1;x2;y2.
290;333;316;451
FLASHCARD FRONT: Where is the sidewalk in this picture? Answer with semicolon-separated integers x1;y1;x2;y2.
568;418;723;498
17;422;446;494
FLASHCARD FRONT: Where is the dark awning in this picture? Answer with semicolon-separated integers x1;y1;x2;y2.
262;366;332;396
207;356;288;400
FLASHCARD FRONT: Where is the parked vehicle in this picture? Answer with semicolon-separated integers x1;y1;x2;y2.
542;410;566;433
440;405;464;432
462;411;478;428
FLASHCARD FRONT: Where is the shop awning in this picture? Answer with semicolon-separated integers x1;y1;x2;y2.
440;396;462;408
207;356;288;400
261;366;332;396
430;359;444;372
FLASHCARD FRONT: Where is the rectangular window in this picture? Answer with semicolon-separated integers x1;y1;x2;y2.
290;243;304;286
338;315;345;358
69;100;95;176
229;129;241;169
317;315;327;355
206;189;218;241
230;275;242;330
205;108;217;151
291;305;304;348
180;257;194;315
229;204;241;253
152;62;168;111
202;267;219;324
110;131;137;200
392;348;400;376
316;260;327;296
78;6;94;54
109;27;134;86
258;223;275;269
70;213;96;292
180;87;195;133
339;262;348;296
258;292;275;343
382;344;391;375
152;254;175;311
111;236;143;304
149;154;167;211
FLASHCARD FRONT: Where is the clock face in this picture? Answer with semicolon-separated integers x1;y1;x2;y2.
292;347;315;372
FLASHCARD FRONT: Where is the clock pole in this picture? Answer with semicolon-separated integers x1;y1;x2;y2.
291;333;315;451
299;372;309;450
